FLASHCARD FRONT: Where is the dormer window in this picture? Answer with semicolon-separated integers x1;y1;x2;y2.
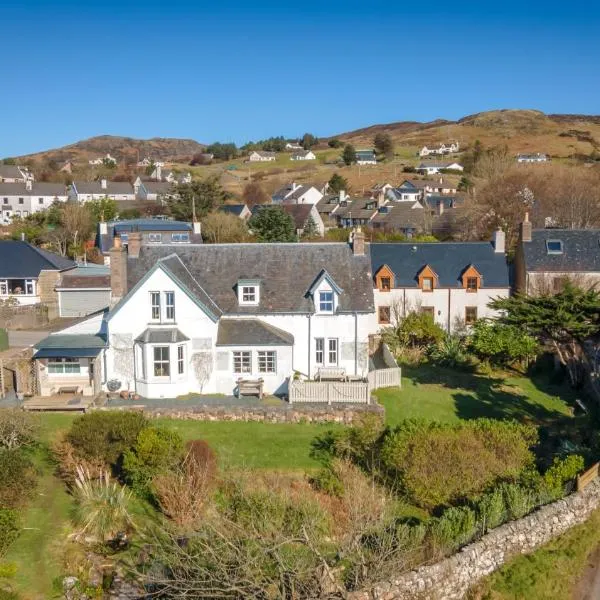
422;277;434;292
171;232;189;243
238;279;260;306
380;277;391;291
466;277;478;292
546;240;563;254
418;265;438;292
319;291;334;312
375;265;394;292
461;265;482;292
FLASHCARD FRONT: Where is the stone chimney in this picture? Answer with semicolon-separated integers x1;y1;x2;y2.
520;212;532;243
128;230;142;259
99;221;108;235
100;179;107;190
25;179;32;191
339;190;346;203
193;221;201;235
291;182;298;191
109;236;128;303
493;227;506;254
352;227;365;256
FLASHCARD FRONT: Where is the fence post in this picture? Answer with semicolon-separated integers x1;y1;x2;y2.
327;383;331;405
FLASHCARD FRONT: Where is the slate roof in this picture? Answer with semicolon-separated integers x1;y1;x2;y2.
370;242;509;288
523;229;600;273
141;181;173;194
333;198;379;221
0;241;75;278
279;204;314;229
34;333;107;358
356;150;376;161
58;271;111;289
0;182;67;196
0;165;26;180
135;328;189;343
423;195;465;210
316;195;341;215
72;181;134;195
218;204;248;216
371;204;428;230
216;319;294;346
125;243;374;314
417;162;461;169
272;183;318;203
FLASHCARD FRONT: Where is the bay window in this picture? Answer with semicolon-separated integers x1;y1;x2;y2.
177;345;185;374
153;346;170;377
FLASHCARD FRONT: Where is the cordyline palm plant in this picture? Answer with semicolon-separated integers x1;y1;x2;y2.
73;465;134;542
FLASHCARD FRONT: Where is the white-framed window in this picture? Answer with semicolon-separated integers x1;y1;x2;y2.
47;358;81;374
171;232;190;243
319;290;334;312
0;280;7;295
233;351;252;374
148;233;162;243
258;351;276;373
153;346;170;377
328;339;338;365
38;198;44;204
241;286;257;304
25;280;35;295
150;291;160;320
177;344;185;374
315;338;324;364
165;291;175;320
18;198;23;204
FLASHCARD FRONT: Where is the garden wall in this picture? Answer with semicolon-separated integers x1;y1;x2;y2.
349;479;600;600
98;402;384;425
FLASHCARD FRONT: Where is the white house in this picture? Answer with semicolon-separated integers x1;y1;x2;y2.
1;180;68;224
70;180;136;202
150;166;192;184
356;150;377;165
33;232;376;399
136;181;173;202
137;157;165;168
285;142;303;150
248;151;277;162
0;165;31;183
418;142;460;157
517;153;548;163
89;153;117;166
416;161;464;175
371;231;509;333
272;182;323;205
290;150;316;161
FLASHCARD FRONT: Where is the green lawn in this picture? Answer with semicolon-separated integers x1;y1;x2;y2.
376;364;577;428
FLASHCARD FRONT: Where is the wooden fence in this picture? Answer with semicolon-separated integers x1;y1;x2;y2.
577;462;599;492
289;367;401;404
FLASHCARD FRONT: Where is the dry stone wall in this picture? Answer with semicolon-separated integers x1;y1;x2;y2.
349;479;600;600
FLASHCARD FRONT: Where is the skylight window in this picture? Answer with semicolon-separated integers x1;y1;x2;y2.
546;240;563;254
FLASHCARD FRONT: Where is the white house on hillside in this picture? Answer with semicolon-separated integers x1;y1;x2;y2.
290;150;316;161
356;150;377;165
89;154;117;166
517;153;548;163
248;151;277;162
272;182;323;205
416;161;464;175
150;166;192;184
418;142;460;157
70;180;136;202
0;165;31;183
1;180;68;224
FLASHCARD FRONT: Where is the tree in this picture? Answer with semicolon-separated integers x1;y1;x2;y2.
248;206;296;242
242;182;269;207
301;214;319;239
342;144;356;166
328;139;342;148
328;173;350;194
205;142;238;161
61;203;95;257
490;284;600;386
87;197;118;223
469;320;538;368
202;212;250;243
166;178;227;221
301;133;318;150
373;133;394;160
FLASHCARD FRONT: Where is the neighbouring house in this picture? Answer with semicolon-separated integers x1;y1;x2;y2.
386;185;423;204
285;142;303;150
517;153;548;163
514;216;600;294
70;180;136;203
371;230;509;333
252;204;325;237
371;183;394;195
89;153;117;166
416;161;464;175
149;166;192;184
218;204;252;220
290;150;316;161
315;192;346;229
422;194;465;214
355;150;377;165
333;196;384;228
34;231;376;398
1;180;68;224
370;203;429;237
272;182;323;205
248;151;277;162
423;178;458;195
56;264;111;318
0;240;75;307
136;181;173;202
418;142;460;157
137;157;165;168
96;218;202;264
0;165;31;183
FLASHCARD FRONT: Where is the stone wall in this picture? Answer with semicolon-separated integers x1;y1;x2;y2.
349;479;600;600
97;402;384;425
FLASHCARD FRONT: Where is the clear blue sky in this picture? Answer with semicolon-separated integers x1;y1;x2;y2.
1;0;598;157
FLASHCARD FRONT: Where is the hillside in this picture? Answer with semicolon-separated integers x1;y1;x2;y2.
15;135;205;165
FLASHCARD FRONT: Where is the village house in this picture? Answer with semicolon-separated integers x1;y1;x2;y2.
333;196;384;228
385;184;423;204
149;166;192;184
514;217;600;294
33;232;376;398
371;230;509;333
70;180;136;203
272;182;323;205
285;142;303;150
0;240;75;307
56;264;111;318
218;204;252;220
248;151;277;162
88;153;117;166
252;204;325;237
136;180;173;202
370;203;429;237
1;180;68;224
416;161;464;175
315;192;346;229
137;157;165;168
517;153;548;163
0;164;31;183
290;150;316;161
355;150;377;165
418;142;460;157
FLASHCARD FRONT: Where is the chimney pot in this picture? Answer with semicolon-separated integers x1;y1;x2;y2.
520;212;532;243
352;227;365;256
193;221;201;235
128;231;142;259
109;237;127;303
493;227;506;254
101;179;107;190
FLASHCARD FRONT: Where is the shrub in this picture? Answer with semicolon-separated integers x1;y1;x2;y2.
542;454;584;500
52;437;106;487
381;419;537;509
0;510;20;557
428;335;470;368
0;410;39;451
476;487;506;532
0;450;37;508
501;483;536;520
122;427;183;496
430;506;477;553
310;466;344;498
67;412;148;469
383;311;445;355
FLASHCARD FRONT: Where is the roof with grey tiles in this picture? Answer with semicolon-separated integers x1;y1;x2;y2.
371;242;509;288
523;229;600;272
72;181;134;195
135;328;189;343
0;182;67;196
216;319;294;346
0;240;75;278
0;165;26;180
126;243;375;314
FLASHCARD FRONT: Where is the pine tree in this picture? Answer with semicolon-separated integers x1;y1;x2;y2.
342;144;356;166
301;214;319;239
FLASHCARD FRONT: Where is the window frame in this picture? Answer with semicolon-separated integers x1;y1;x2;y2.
177;344;185;375
466;277;478;293
25;279;35;295
171;232;190;243
465;306;478;324
165;291;175;320
233;351;252;374
421;277;434;292
380;276;391;292
315;338;324;365
378;306;391;324
148;232;162;243
327;338;338;365
153;346;170;377
257;350;276;374
421;306;435;318
0;280;7;295
319;290;334;313
47;357;81;375
546;240;563;255
150;291;161;320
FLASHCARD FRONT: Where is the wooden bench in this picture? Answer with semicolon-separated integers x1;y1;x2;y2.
236;378;264;400
316;367;347;382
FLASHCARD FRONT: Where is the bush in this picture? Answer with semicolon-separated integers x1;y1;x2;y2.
381;419;537;509
469;320;538;368
476;487;506;532
0;410;39;450
122;427;183;496
0;510;20;557
67;412;148;469
542;454;584;500
310;466;345;497
428;335;470;368
501;483;536;520
0;450;37;508
382;311;445;355
430;506;477;552
52;437;106;486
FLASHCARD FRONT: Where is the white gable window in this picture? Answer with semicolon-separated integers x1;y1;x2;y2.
171;232;190;243
165;291;175;320
319;290;334;313
308;270;342;315
238;280;260;306
150;291;160;320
